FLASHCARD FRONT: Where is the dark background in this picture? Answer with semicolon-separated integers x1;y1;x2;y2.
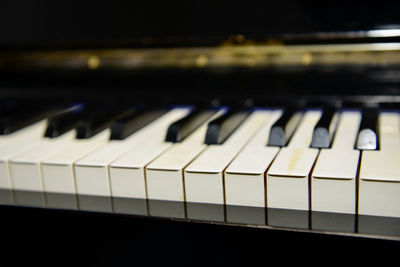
1;0;400;49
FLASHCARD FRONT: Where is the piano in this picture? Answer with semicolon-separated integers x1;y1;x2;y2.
0;0;399;264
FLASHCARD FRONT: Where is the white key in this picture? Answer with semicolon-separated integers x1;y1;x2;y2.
109;139;170;200
74;108;190;197
359;112;400;217
224;110;282;207
41;129;110;195
184;110;271;205
9;130;76;193
267;110;322;210
145;109;225;202
0;120;48;190
311;111;361;214
0;119;47;145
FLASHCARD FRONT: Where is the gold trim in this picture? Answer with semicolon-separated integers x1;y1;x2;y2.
1;43;400;70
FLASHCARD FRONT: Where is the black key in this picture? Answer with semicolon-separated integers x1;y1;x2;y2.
310;108;337;148
0;105;57;135
204;109;251;145
356;107;379;150
110;108;168;140
267;108;303;147
76;106;127;139
44;104;86;138
166;108;218;143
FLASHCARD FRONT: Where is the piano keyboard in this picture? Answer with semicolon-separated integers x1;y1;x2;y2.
0;100;399;226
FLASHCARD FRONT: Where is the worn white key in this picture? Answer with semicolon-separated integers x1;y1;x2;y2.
359;112;400;217
224;110;282;207
184;110;271;205
9;130;76;192
74;108;189;197
0;120;48;189
267;110;322;210
312;111;361;214
144;109;225;202
41;129;110;195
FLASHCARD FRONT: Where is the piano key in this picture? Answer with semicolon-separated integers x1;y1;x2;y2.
9;130;76;194
356;107;379;150
144;109;226;204
110;109;226;202
359;111;400;217
110;108;168;140
310;108;338;148
76;105;126;139
44;103;85;138
0;105;55;135
204;109;251;145
184;109;270;205
266;110;322;210
41;129;110;197
311;110;361;214
74;107;190;198
109;107;208;201
165;108;217;143
0;119;48;190
267;108;303;147
224;109;282;207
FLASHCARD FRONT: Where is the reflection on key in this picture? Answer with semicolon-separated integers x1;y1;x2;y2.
267;110;321;211
110;108;168;140
267;108;303;147
224;110;282;208
76;105;126;139
356;107;379;150
359;111;400;218
204;109;250;145
312;110;361;214
184;109;270;210
166;108;217;143
45;104;85;138
310;108;338;149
